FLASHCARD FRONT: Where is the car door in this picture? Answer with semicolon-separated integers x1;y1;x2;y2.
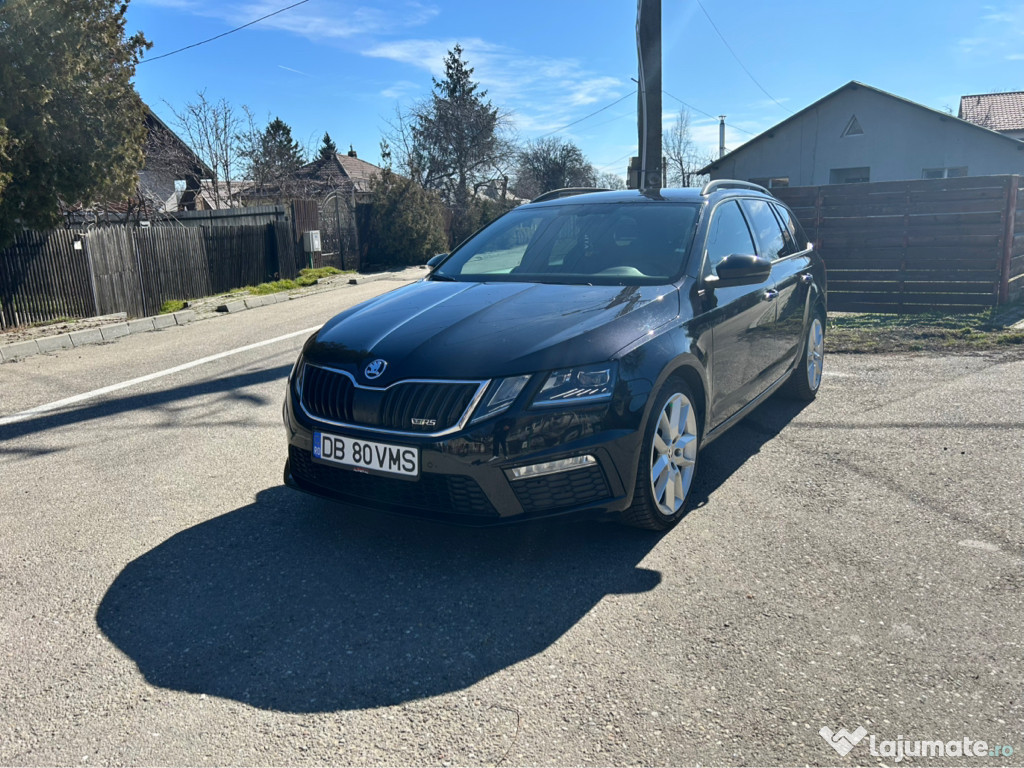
737;198;806;387
699;199;779;429
769;202;816;371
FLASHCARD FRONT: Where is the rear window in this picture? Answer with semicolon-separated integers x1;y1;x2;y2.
434;202;701;285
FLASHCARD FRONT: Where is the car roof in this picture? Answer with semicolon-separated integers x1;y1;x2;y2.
523;182;777;209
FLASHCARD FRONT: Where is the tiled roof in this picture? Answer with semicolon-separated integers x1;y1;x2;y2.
292;151;383;195
958;92;1024;132
334;153;381;192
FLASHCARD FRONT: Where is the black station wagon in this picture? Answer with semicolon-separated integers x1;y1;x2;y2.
283;181;826;529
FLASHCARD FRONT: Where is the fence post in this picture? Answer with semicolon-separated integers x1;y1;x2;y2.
999;175;1018;305
81;231;102;317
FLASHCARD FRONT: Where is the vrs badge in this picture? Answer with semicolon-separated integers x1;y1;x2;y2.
364;359;387;380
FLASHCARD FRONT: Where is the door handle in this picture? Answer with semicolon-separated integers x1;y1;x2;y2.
763;289;779;301
801;273;814;285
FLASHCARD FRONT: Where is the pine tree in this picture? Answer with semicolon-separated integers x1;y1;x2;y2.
242;116;304;189
318;132;338;162
0;0;150;248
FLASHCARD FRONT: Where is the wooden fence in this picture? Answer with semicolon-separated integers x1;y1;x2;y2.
0;230;96;327
1;216;298;329
773;175;1024;312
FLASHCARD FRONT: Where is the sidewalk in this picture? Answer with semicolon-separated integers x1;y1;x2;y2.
0;266;426;363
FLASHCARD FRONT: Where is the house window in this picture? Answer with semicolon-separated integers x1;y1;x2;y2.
922;167;968;179
750;177;790;188
829;167;870;184
842;115;864;137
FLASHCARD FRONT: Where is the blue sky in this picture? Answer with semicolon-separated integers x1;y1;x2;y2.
125;0;1024;179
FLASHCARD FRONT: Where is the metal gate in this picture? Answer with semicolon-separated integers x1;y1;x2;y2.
318;190;361;271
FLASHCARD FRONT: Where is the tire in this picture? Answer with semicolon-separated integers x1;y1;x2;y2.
620;381;701;531
785;311;825;401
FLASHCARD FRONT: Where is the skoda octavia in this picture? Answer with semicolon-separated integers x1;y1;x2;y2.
283;182;826;529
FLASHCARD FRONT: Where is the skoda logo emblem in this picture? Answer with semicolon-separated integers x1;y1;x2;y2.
364;359;387;380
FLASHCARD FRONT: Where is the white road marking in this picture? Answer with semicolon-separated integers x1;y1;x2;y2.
0;326;320;427
958;539;1000;553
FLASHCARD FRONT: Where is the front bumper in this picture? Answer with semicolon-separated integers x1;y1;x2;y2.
282;386;644;524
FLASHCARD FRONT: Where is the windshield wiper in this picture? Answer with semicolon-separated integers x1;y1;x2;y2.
429;273;457;282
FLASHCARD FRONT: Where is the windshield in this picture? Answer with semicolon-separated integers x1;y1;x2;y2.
433;202;700;285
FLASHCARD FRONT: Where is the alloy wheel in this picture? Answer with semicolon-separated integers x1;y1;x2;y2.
806;317;824;391
650;392;698;517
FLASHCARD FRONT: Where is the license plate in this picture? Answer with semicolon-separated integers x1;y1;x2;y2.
312;431;419;478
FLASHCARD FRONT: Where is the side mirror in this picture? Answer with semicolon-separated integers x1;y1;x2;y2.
705;253;771;287
425;253;448;270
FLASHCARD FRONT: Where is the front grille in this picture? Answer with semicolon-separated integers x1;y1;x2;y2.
302;365;355;423
300;364;484;434
379;381;481;432
511;465;611;514
289;446;498;518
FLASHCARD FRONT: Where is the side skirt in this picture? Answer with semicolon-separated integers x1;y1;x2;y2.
700;367;794;450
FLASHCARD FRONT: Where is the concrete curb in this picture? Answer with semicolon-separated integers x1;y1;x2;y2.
0;268;424;364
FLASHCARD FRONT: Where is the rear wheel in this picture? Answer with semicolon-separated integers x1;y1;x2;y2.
621;382;700;530
785;312;824;401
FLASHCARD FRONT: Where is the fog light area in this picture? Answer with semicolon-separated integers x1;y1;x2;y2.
506;455;597;480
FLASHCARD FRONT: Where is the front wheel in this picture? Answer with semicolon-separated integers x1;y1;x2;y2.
620;382;700;531
785;312;824;401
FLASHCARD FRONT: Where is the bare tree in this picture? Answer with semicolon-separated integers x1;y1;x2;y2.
167;91;243;208
596;171;627;190
512;137;596;199
663;108;712;188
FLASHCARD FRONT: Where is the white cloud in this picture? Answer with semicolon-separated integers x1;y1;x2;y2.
363;37;630;139
958;2;1024;58
138;0;440;41
380;80;422;100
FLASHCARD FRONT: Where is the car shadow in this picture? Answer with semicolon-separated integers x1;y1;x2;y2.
96;392;809;714
96;487;664;713
689;393;811;509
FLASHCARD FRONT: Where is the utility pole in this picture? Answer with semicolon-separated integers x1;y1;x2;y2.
635;0;662;190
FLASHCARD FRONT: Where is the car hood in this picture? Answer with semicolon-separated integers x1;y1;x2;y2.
304;279;680;382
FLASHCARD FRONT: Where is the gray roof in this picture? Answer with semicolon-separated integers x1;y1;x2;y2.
958;91;1024;132
701;81;1024;175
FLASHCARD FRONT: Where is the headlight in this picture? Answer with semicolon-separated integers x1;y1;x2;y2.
469;374;532;423
532;363;617;407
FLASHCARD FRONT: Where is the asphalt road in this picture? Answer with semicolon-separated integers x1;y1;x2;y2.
1;279;1021;767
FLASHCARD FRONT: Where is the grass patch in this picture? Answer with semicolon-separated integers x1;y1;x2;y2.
827;304;1024;354
159;299;189;314
29;316;75;327
244;267;347;295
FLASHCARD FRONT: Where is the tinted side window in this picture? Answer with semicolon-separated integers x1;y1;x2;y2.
739;198;786;260
704;200;756;273
771;203;809;254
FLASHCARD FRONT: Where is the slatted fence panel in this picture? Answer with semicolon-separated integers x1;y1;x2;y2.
0;229;97;328
774;176;1017;312
86;227;147;318
204;225;274;293
1006;178;1024;303
273;221;298;279
136;227;213;316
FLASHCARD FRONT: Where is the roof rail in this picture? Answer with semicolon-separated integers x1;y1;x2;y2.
700;179;770;196
530;187;611;203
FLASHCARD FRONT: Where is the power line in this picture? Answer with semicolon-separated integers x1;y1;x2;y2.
534;92;635;139
594;150;635;173
661;89;759;137
694;0;792;115
138;0;311;65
